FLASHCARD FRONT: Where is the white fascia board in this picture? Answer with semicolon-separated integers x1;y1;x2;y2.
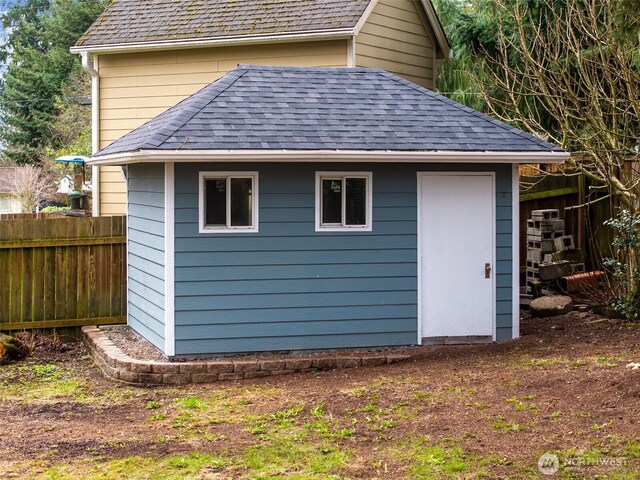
417;0;450;59
353;0;380;36
88;149;570;166
71;28;355;55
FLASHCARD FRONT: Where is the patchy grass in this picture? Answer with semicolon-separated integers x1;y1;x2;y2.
1;313;639;479
36;452;227;480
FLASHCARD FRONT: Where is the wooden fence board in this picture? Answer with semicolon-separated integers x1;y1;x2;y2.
0;215;127;330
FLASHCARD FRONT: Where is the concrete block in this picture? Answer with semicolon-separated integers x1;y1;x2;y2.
130;361;153;374
180;362;207;374
312;357;337;370
526;268;540;280
527;240;555;253
527;248;543;263
527;231;554;241
233;361;260;374
259;360;286;371
335;357;361;369
151;363;181;375
163;373;191;385
361;356;386;367
386;354;410;364
552;219;565;232
137;373;164;385
554;235;575;251
207;362;234;375
285;359;313;371
542;240;555;253
570;263;586;274
191;374;218;384
539;260;571;281
119;370;141;384
551;248;585;263
531;209;559;220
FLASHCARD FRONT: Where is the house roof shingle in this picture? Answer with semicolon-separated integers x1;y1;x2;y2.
95;65;564;157
76;0;370;48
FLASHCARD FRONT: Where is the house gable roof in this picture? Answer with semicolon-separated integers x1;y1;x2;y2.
94;65;564;161
73;0;449;57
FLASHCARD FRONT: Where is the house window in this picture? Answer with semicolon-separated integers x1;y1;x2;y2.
0;196;11;213
199;172;258;233
315;172;372;231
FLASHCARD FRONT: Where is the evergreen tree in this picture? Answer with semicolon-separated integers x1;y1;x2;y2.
0;0;105;165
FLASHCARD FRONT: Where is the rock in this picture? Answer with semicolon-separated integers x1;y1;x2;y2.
0;333;27;363
530;295;574;318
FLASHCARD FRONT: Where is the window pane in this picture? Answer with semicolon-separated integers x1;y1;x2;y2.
230;178;252;227
322;179;342;224
205;179;227;226
345;178;367;226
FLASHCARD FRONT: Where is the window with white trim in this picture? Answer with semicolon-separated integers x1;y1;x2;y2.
315;172;372;231
199;172;258;233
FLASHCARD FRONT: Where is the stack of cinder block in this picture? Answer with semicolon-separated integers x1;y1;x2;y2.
525;209;582;294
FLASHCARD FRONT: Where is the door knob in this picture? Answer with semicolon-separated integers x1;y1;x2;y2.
485;263;492;279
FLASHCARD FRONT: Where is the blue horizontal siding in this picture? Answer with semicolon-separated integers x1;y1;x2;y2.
171;162;514;355
177;318;416;340
178;332;415;354
177;304;417;325
127;163;166;353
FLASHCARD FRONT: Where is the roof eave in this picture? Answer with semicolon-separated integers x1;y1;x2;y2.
88;149;570;166
71;28;356;55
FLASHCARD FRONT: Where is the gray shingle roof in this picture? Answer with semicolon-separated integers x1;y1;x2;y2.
76;0;370;48
95;65;563;157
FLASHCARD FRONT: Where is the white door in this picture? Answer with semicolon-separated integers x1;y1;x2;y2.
419;173;495;340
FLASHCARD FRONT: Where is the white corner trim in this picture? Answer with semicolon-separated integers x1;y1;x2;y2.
512;164;520;339
71;28;354;55
164;162;176;357
416;172;424;346
88;149;571;166
198;171;259;234
347;36;357;68
314;171;373;232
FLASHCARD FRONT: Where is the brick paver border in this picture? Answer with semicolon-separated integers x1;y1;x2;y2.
82;326;412;386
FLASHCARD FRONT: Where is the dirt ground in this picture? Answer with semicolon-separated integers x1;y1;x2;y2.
0;311;639;479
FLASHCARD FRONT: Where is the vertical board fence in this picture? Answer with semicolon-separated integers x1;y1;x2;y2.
0;215;127;330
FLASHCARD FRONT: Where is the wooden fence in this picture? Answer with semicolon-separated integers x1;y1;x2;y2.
0;215;127;330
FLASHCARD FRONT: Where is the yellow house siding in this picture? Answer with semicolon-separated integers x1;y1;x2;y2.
355;0;435;89
97;40;349;215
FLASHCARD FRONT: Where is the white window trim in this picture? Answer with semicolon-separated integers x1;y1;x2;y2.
199;171;259;234
315;171;373;232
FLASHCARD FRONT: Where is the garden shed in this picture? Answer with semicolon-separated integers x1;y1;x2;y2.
89;65;568;357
